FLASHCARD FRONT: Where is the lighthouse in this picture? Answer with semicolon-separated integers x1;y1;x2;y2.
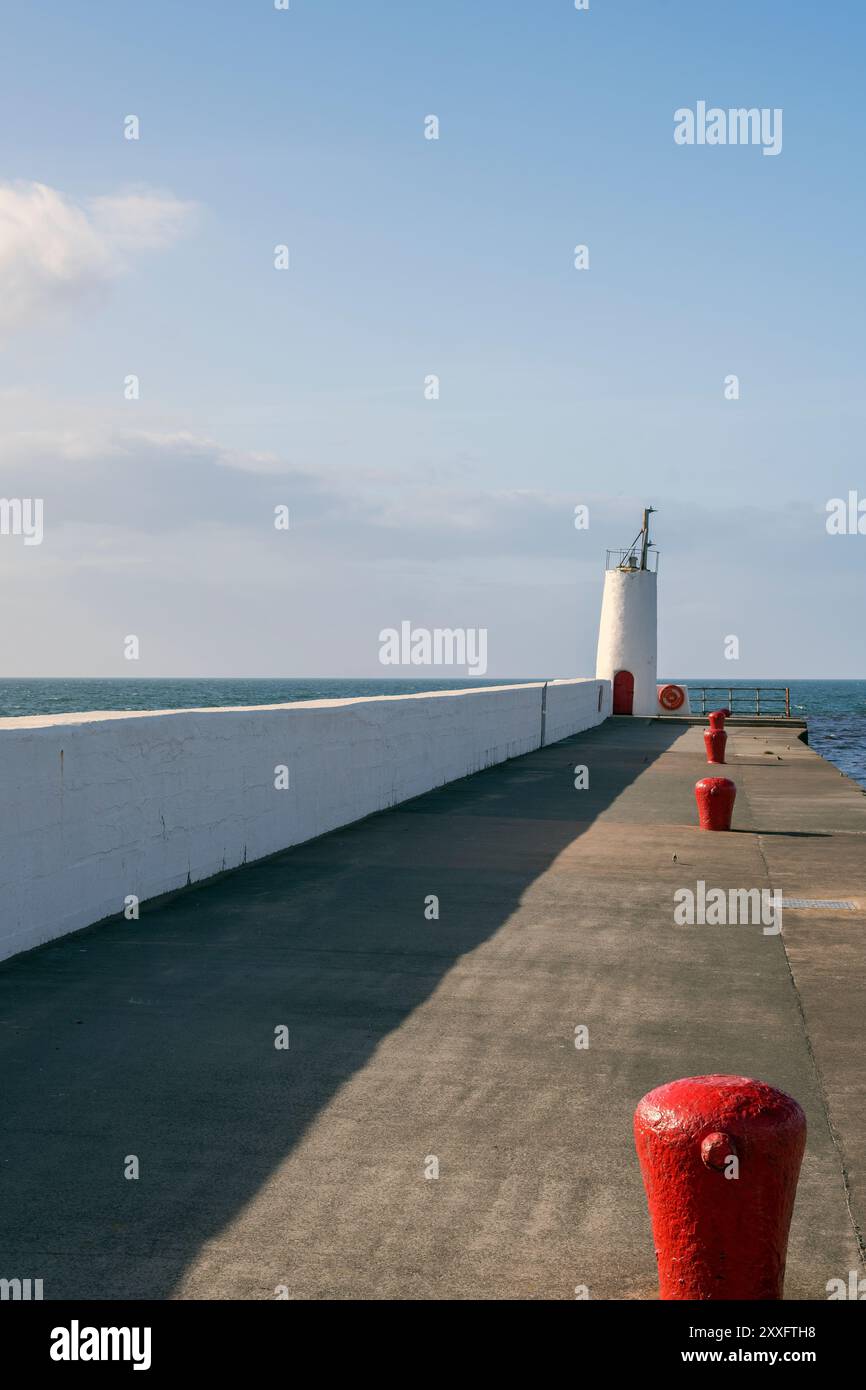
596;508;672;716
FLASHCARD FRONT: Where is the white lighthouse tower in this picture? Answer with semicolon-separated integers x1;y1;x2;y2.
595;508;661;716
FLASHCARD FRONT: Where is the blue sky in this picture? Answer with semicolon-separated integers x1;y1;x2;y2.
0;1;864;677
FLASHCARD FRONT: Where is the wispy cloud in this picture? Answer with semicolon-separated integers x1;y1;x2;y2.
0;181;198;335
0;396;857;677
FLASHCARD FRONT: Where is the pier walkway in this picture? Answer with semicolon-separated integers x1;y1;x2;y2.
1;718;864;1299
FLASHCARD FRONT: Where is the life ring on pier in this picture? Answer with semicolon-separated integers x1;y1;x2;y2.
658;683;686;711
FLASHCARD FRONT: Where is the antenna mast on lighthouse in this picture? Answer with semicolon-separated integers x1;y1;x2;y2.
640;506;656;571
618;507;657;573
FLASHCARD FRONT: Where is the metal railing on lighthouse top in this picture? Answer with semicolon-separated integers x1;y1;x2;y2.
605;506;659;572
605;547;659;572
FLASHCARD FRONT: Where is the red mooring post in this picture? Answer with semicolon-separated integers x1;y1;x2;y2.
634;1075;807;1300
695;776;736;829
708;708;729;731
703;728;727;764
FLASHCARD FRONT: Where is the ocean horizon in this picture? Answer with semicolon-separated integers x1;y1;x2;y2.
3;676;866;789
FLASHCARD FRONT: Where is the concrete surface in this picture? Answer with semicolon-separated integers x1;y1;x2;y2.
0;718;863;1299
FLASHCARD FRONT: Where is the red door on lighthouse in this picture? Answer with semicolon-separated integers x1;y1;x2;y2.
613;669;634;715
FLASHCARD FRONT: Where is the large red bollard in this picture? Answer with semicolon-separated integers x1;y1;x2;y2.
695;776;736;829
708;709;729;731
634;1075;806;1300
703;729;727;764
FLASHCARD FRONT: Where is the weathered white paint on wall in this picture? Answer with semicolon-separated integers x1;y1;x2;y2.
595;567;658;716
0;678;610;963
544;678;609;744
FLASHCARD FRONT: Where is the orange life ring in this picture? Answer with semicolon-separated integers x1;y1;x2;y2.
658;683;685;711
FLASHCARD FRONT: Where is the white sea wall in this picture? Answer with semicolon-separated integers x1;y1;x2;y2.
545;677;608;744
0;678;610;962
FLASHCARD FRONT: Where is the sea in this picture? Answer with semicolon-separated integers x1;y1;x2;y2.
1;677;865;790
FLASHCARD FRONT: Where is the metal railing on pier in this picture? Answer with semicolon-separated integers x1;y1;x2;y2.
688;686;792;718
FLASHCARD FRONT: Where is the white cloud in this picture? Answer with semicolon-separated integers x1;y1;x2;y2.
0;181;198;335
0;395;857;678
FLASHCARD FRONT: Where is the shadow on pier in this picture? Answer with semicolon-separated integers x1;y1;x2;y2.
0;719;680;1299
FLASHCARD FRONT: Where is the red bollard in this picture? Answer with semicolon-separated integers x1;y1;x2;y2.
695;776;736;829
634;1074;806;1300
703;729;727;764
708;709;729;731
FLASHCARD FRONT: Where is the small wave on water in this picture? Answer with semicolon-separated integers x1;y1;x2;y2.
807;717;866;790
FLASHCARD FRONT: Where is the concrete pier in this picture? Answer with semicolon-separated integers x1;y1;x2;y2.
1;718;864;1299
